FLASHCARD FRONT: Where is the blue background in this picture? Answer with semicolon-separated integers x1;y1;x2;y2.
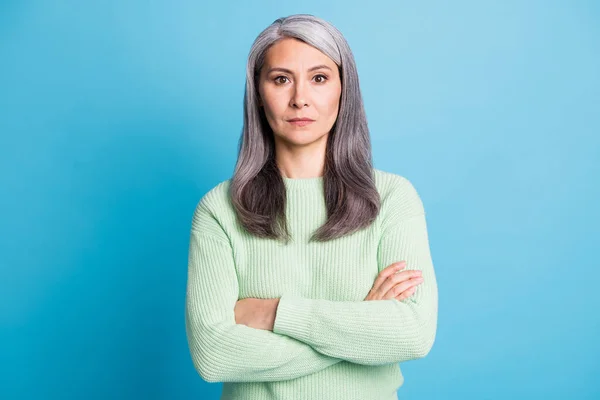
1;1;598;399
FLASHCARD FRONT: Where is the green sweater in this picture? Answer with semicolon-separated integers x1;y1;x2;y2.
185;168;438;400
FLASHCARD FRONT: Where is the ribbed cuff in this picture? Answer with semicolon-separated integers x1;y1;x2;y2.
272;293;314;343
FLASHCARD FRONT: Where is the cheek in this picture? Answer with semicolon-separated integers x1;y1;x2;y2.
264;94;288;118
321;91;341;118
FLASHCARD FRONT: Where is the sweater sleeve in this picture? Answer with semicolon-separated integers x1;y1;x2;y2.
185;202;343;383
272;177;438;366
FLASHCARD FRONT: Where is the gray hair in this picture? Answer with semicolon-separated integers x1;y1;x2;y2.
230;14;380;243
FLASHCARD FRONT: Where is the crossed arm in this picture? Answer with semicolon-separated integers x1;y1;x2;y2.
185;178;438;382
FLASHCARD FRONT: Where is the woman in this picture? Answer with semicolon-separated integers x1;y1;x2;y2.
185;14;438;400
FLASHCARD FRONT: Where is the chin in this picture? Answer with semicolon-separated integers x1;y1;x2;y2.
275;130;329;147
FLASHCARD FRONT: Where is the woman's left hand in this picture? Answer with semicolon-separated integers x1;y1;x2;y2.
234;298;280;331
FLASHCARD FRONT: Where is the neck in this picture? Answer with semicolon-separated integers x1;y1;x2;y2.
274;136;327;179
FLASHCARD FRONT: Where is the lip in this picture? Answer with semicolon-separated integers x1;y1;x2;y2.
287;118;315;127
288;118;315;122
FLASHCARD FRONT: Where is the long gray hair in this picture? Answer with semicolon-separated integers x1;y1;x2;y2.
230;14;380;243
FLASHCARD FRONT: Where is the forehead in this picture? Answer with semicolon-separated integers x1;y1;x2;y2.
263;37;336;70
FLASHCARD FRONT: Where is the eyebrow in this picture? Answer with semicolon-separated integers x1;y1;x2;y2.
266;64;332;74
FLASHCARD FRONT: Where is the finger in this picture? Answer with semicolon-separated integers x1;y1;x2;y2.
395;286;417;301
390;278;423;296
392;285;418;301
383;278;422;300
392;288;411;301
371;261;406;293
378;271;422;298
378;271;414;297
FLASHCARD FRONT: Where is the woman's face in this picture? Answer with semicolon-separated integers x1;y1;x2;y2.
257;37;342;148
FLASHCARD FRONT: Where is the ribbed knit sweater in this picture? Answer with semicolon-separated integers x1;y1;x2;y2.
185;168;438;400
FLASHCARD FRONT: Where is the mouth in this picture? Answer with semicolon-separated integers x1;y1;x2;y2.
287;118;315;127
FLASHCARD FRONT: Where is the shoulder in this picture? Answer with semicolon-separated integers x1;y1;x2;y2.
190;178;234;234
197;178;232;211
373;168;425;219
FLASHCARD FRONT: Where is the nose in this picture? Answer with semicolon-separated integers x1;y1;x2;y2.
290;80;309;108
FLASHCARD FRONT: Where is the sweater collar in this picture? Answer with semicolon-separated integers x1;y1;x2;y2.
282;175;324;191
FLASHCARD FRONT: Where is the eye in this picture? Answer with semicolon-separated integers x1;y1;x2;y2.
274;76;289;85
314;74;328;83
